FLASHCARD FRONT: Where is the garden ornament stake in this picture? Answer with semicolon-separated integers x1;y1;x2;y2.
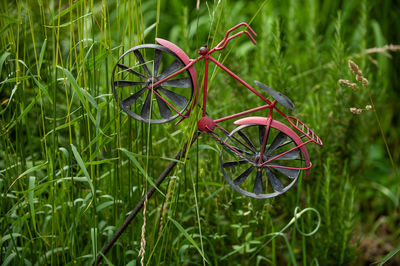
97;22;323;264
111;22;323;199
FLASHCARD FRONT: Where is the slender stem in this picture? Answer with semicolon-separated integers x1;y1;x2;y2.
94;133;198;265
365;87;397;176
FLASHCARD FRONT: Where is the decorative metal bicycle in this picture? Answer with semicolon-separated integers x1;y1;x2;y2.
111;23;323;199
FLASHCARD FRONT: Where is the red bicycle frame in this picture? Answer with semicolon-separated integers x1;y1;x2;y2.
148;22;322;173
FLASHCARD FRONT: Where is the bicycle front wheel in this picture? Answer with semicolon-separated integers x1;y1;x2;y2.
111;44;195;124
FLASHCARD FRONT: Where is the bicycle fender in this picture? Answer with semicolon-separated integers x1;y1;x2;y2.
155;38;197;90
233;116;311;179
234;116;270;126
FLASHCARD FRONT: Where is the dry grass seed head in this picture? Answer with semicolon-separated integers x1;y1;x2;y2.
348;60;361;75
362;77;369;87
339;79;359;90
350;107;363;114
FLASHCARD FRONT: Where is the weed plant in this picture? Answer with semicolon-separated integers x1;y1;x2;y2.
1;0;399;265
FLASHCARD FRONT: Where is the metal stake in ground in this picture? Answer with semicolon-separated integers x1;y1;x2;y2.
95;133;198;265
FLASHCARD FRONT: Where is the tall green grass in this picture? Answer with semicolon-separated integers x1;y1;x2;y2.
1;0;399;265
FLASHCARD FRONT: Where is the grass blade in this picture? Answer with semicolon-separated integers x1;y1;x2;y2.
71;144;94;195
168;217;208;264
28;176;37;230
38;39;47;75
119;148;165;197
378;245;400;266
7;161;47;192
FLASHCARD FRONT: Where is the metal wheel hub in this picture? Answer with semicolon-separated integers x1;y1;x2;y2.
146;76;158;87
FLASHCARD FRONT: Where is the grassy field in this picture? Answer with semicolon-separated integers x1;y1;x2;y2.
1;0;400;265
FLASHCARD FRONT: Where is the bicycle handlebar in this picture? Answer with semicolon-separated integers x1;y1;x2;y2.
213;22;257;52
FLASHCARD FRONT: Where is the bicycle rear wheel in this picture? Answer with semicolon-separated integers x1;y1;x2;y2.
219;122;309;199
111;44;195;124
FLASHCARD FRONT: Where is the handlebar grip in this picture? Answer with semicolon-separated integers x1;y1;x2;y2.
213;23;258;51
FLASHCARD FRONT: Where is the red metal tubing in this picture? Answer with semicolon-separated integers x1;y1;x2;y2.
209;131;245;157
215;22;257;49
260;139;313;167
286;116;323;146
152;89;186;117
265;163;312;171
203;57;209;117
208;56;272;105
214;105;271;123
212;31;256;52
149;57;199;89
214;124;255;152
258;113;272;165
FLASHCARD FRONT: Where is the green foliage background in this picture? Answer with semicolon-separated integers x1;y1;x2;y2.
1;0;399;265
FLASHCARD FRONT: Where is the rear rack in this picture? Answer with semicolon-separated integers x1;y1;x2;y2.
287;116;323;146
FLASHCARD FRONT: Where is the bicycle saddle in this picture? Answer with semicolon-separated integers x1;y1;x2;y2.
254;81;295;110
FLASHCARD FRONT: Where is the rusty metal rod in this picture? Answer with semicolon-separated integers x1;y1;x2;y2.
95;133;198;265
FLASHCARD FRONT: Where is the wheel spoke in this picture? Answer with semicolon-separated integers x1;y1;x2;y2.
227;136;257;156
271;149;300;160
117;63;147;80
237;131;257;152
158;59;182;80
140;91;152;119
258;125;265;147
162;78;191;88
122;87;147;106
155;92;171;119
134;50;151;77
276;139;295;150
264;168;284;192
259;125;269;151
266;132;287;155
223;144;254;159
153;49;162;76
268;164;300;179
253;170;263;194
233;166;254;185
114;80;146;87
158;87;188;107
222;160;248;169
